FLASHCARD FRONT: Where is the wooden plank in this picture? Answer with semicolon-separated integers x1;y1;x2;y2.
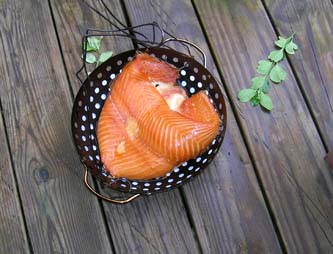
193;0;333;253
263;0;333;150
0;0;114;253
49;0;201;253
0;112;30;253
123;0;283;253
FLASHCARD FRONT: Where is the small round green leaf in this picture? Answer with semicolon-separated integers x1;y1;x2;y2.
257;60;272;75
82;53;97;64
262;80;270;93
98;51;113;64
260;93;273;110
269;64;287;83
238;89;257;102
251;76;266;89
274;36;287;48
268;49;284;62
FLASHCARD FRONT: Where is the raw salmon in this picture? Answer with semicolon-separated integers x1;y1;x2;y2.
97;53;220;179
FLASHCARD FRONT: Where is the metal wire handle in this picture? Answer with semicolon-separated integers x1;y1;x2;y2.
84;167;141;204
163;38;207;68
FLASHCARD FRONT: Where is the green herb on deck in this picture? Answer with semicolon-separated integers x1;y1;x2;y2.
237;33;298;111
82;36;113;68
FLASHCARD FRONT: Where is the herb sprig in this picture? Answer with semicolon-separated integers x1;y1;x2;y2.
238;33;298;110
82;36;113;67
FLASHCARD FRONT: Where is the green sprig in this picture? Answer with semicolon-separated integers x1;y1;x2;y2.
81;36;113;68
238;33;298;111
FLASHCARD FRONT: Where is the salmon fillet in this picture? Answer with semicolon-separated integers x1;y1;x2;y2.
97;53;220;179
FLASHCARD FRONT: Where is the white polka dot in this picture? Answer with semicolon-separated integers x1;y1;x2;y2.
197;82;203;88
162;55;167;60
202;158;208;163
95;103;100;109
131;187;137;190
90;135;95;140
219;103;223;110
212;139;216;145
193;67;198;73
144;183;150;187
74;134;79;139
202;75;207;80
90;124;94;130
102;80;108;86
90;96;94;102
173;57;178;62
84;146;89;151
176;180;182;184
74;122;78;128
196;157;202;162
78;100;82;106
208;149;213;155
84;106;88;112
82;115;87;121
195;167;200;172
143;188;149;191
182;162;188;166
166;185;172;188
174;167;180;173
82;136;86;141
186;174;192;179
95;87;100;94
181;81;187;87
120;184;127;188
154;187;160;191
215;93;219;99
92;113;96;119
190;87;195;94
209;83;214;89
190;75;195;81
181;70;186;76
117;60;122;66
156;182;162;186
127;57;133;61
188;166;194;171
119;69;122;73
81;125;85;131
110;73;115;79
132;182;138;186
93;145;97;151
179;173;184;178
88;155;93;161
101;94;107;100
166;172;171;177
95;155;100;160
168;179;174;183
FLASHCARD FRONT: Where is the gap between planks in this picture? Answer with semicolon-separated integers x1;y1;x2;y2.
190;0;288;252
0;99;33;253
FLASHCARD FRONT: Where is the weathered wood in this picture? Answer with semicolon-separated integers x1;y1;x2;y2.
193;0;333;253
0;0;114;253
0;113;30;253
264;0;333;150
123;0;283;253
49;0;201;253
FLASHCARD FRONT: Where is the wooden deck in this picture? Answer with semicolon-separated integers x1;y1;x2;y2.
0;0;332;253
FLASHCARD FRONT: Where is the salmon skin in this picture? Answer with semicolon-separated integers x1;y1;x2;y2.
97;53;220;180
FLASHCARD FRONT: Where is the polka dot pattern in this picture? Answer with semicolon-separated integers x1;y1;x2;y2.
72;47;226;196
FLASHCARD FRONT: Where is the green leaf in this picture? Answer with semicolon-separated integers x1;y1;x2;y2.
83;36;103;52
256;60;272;75
285;41;298;54
97;51;113;66
82;53;97;64
268;49;284;62
238;89;257;102
275;36;287;48
260;92;273;110
269;64;287;83
251;76;266;89
262;79;270;93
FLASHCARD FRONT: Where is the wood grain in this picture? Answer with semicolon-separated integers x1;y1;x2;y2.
49;0;201;253
0;0;114;253
193;0;333;253
0;112;30;253
123;0;282;253
263;0;333;150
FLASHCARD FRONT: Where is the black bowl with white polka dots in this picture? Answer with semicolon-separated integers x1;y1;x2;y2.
71;47;227;195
